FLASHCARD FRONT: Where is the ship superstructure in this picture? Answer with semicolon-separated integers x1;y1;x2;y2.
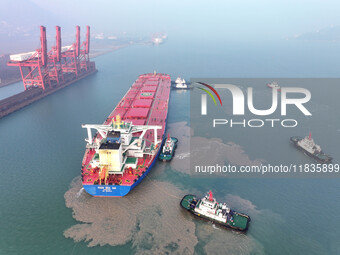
174;77;188;89
81;73;171;196
297;133;321;154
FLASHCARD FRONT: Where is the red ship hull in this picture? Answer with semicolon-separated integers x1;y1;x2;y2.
81;73;171;197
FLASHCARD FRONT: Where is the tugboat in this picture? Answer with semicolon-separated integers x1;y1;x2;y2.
158;134;178;162
180;191;251;232
174;76;188;89
267;81;281;91
290;133;332;163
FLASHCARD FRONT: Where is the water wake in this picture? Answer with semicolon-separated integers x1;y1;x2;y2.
166;122;264;175
76;188;84;198
64;122;267;254
64;177;197;254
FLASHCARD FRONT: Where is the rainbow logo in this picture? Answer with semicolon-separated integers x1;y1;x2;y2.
196;82;223;106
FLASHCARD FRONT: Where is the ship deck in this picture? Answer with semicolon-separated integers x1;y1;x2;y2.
227;213;249;230
81;73;171;187
181;195;195;209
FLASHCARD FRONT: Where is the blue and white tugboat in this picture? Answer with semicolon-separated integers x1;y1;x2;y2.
158;134;178;162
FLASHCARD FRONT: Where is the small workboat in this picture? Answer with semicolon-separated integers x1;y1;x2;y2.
290;133;332;163
267;81;281;91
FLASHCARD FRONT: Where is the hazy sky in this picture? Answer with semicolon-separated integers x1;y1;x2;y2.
1;0;340;53
14;0;340;39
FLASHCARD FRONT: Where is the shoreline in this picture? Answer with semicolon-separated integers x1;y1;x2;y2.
0;78;22;88
89;41;151;58
89;43;130;58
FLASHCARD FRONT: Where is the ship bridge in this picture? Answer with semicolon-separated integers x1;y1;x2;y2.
81;121;162;150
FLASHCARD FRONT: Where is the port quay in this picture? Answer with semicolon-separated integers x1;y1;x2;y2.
0;26;97;119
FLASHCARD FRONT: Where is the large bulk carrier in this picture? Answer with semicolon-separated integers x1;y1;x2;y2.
81;73;171;197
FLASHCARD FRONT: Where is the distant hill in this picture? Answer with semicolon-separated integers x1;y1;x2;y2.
0;0;72;54
295;26;340;41
0;0;60;36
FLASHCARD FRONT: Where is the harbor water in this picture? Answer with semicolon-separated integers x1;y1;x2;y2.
1;36;340;254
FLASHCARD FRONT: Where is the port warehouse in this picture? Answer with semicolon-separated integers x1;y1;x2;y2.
0;25;96;118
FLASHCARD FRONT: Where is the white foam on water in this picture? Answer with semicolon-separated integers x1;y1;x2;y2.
76;188;84;198
175;152;190;159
